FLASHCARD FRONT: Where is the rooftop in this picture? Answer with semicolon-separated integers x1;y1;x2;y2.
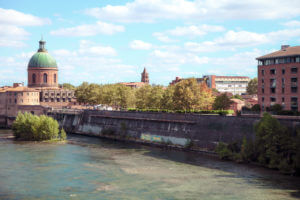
257;45;300;60
1;86;39;92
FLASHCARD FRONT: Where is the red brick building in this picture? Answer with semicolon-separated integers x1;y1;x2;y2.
257;45;300;111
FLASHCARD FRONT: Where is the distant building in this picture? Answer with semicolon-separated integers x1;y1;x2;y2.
257;45;300;111
170;75;250;95
120;68;150;88
0;85;45;118
204;75;250;95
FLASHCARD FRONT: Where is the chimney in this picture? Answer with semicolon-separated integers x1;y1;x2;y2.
281;45;290;51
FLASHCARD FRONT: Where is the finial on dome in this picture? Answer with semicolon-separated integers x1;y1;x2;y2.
38;36;47;52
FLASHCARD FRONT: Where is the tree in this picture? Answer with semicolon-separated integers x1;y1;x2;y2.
246;78;258;95
231;94;243;100
198;82;215;110
173;78;200;110
61;83;75;90
213;93;232;110
147;85;164;109
161;85;175;110
135;85;152;109
254;113;296;172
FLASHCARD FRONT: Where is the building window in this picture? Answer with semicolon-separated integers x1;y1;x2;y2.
14;99;17;103
282;88;285;94
282;69;285;74
43;73;48;83
291;67;298;73
291;97;298;111
261;69;265;76
270;69;276;75
296;57;300;63
270;97;276;102
32;74;36;84
57;98;60;102
282;97;285;102
291;87;298;93
262;97;264;102
54;74;57;83
271;88;276;93
262;78;264;83
262;88;264;93
270;78;276;88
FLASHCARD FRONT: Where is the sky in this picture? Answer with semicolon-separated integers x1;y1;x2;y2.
1;0;300;86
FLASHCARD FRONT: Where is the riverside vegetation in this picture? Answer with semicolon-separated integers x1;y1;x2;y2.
74;78;241;112
12;112;67;141
216;113;300;175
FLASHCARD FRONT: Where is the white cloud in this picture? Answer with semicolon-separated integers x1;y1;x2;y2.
50;21;124;36
0;8;50;26
52;40;117;57
78;40;117;56
185;29;300;52
153;24;225;42
282;20;300;27
0;8;50;48
167;24;225;37
84;0;300;23
153;32;176;43
129;40;152;50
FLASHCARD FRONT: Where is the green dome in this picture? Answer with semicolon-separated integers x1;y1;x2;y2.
28;40;57;69
28;52;57;68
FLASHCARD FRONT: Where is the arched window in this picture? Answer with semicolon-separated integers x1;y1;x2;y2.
32;74;36;84
54;74;57;83
43;73;47;83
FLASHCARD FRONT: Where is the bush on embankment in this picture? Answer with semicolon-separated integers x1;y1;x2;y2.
12;112;66;141
215;112;300;175
127;108;234;115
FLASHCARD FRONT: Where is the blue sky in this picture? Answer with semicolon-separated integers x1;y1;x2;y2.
1;0;300;86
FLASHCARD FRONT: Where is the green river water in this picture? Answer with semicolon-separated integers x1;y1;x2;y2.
0;129;299;200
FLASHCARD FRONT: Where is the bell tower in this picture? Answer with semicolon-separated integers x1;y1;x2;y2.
141;68;149;84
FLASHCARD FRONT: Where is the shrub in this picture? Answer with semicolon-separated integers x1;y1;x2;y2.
12;112;61;141
60;128;67;140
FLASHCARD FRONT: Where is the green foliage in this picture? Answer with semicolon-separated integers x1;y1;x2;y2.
60;83;75;90
60;128;67;140
215;142;234;160
213;94;233;110
173;78;215;111
267;104;283;113
246;78;258;95
231;94;243;100
254;113;296;172
12;112;62;141
251;104;261;112
215;113;299;175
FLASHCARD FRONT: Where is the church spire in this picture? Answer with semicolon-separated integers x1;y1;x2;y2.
141;67;149;84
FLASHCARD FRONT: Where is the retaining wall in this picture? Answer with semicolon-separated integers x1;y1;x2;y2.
49;110;300;151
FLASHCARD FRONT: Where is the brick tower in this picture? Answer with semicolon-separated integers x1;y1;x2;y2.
141;67;149;84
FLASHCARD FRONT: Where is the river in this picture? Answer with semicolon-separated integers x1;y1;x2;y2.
0;129;299;200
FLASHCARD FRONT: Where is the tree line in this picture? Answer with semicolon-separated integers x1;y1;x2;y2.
74;78;217;111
